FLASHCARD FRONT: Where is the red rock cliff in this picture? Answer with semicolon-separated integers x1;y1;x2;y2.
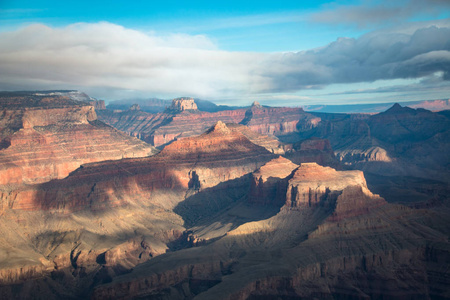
0;94;157;185
0;122;275;212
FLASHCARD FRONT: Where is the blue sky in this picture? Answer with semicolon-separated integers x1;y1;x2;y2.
0;0;363;52
0;0;449;105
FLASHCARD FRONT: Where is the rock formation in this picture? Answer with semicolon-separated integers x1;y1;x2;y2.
284;137;338;167
0;93;157;185
88;99;106;110
0;95;449;299
168;97;198;112
0;119;277;298
241;102;321;135
97;99;321;147
296;104;450;183
91;159;450;300
129;103;140;110
98;108;247;147
285;162;367;208
249;156;298;206
0;121;275;212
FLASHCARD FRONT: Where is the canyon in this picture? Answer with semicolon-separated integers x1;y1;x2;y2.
0;92;448;299
97;100;320;148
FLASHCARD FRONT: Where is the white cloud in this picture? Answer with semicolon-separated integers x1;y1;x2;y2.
0;21;449;102
0;22;267;98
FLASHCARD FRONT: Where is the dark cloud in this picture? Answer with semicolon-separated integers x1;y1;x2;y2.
263;26;450;91
310;0;450;28
322;73;450;96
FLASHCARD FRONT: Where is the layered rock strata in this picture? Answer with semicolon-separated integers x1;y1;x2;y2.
92;161;449;300
97;99;321;147
302;104;450;182
0;121;276;297
249;156;298;206
168;97;198;112
241;101;321;135
0;121;275;212
285;162;366;208
0;94;157;185
284;137;338;167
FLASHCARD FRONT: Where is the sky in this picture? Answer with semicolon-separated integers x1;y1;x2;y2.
0;0;449;106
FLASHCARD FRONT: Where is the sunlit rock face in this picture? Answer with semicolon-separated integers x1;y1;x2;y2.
249;156;298;206
0;120;277;297
241;101;321;135
0;92;157;185
168;97;198;112
88;99;106;110
0;95;449;300
285;162;367;209
0;121;275;213
97;98;321;147
301;104;450;182
91;159;449;300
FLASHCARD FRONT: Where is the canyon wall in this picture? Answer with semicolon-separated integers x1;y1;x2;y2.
98;99;321;147
0;95;157;185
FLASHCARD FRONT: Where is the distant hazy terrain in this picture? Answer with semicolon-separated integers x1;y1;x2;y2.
108;98;450;114
302;99;450;113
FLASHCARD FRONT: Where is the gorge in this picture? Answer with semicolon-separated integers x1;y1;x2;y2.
0;92;448;299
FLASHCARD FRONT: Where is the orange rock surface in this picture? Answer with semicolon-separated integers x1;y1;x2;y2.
285;162;367;208
0;121;275;212
98;99;321;147
0;94;157;185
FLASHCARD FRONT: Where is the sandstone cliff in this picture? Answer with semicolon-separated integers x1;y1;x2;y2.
97;98;321;147
168;97;198;112
0;93;157;185
285;162;366;208
249;156;298;206
0;121;274;212
0;121;277;298
91;160;450;300
1;96;449;299
241;102;321;135
295;104;450;189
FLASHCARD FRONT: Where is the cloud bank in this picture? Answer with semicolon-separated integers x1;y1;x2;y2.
0;21;449;100
311;0;450;28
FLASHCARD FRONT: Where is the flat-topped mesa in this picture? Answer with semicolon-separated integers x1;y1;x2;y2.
285;162;368;209
241;103;321;135
168;97;198;112
252;156;298;182
249;156;299;206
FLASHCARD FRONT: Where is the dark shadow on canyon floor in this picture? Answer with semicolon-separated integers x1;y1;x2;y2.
365;172;450;208
172;174;284;250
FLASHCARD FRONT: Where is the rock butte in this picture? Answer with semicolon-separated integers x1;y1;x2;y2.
91;159;448;300
97;98;321;147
